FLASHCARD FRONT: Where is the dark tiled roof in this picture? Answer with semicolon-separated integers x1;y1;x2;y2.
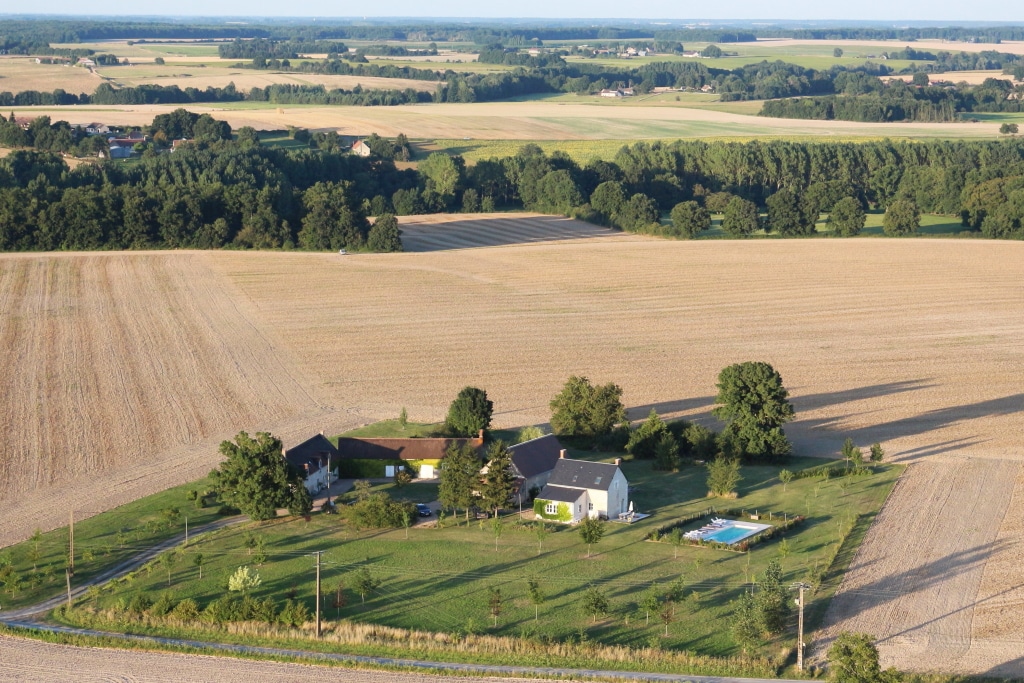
336;436;482;461
546;459;621;492
284;434;337;477
508;434;563;479
537;485;586;503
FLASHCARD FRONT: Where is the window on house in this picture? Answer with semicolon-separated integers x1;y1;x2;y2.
594;476;602;485
588;502;594;511
545;502;557;515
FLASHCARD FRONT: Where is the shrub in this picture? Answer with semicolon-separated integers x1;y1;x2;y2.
127;594;153;615
171;597;200;621
350;492;416;529
149;592;175;617
706;458;742;497
278;598;311;627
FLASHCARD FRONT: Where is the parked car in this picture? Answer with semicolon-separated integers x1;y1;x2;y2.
416;503;432;517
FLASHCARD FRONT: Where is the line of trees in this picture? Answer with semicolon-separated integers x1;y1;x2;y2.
4;127;1024;251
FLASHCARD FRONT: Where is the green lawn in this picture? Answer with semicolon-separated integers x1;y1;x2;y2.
0;477;223;610
335;419;444;439
77;455;902;660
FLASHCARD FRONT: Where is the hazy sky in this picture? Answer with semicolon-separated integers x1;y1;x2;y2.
15;0;1024;22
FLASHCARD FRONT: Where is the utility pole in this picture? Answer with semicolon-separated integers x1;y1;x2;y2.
65;568;72;611
68;510;74;576
791;582;810;671
314;551;322;639
184;516;188;546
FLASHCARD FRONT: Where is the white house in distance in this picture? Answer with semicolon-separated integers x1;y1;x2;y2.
534;456;628;524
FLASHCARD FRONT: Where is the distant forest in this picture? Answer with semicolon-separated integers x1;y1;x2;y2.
5;19;1024;48
2;113;1023;252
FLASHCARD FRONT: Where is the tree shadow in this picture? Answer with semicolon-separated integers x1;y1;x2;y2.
984;655;1024;679
792;393;1024;459
824;538;1012;626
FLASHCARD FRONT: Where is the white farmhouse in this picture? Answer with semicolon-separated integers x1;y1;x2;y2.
534;456;628;524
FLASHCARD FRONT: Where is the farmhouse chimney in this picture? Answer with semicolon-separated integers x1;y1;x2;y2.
559;449;567;459
614;457;622;466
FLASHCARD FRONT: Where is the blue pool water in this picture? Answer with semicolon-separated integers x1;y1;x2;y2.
703;524;762;544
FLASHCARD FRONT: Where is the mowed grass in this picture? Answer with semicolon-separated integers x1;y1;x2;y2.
85;456;901;658
0;477;222;610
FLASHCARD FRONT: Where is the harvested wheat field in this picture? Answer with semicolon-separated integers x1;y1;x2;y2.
4;100;1010;140
100;67;440;93
0;634;578;683
745;37;1024;56
0;57;100;95
0;253;368;548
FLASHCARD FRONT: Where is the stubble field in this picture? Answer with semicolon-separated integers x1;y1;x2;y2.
1;216;1023;674
3;99;1011;142
0;253;368;549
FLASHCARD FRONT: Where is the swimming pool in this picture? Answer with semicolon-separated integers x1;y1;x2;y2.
702;521;771;545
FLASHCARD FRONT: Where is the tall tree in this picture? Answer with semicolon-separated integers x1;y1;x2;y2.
830;196;866;236
755;558;789;634
668;200;711;238
480;440;516;517
731;590;761;652
766;187;811;236
721;196;760;236
549;375;626;438
712;362;795;461
882;198;920;236
439;441;480;522
298;181;369;251
445;386;493;437
210;431;310;521
367;213;403;252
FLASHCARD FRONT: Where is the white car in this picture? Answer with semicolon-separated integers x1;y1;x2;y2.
338;249;347;255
